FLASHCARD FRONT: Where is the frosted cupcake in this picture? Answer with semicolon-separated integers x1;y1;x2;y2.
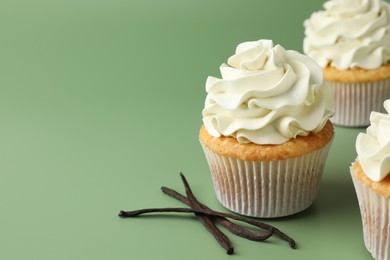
304;0;390;127
200;39;334;218
351;99;390;260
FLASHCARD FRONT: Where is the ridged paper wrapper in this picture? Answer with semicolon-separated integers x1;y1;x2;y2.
200;140;333;218
325;79;390;127
351;167;390;260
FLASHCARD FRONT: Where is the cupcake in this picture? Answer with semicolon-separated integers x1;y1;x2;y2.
200;39;334;218
351;99;390;260
304;0;390;127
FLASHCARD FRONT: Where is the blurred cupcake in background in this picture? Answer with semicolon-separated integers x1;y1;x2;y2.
304;0;390;127
200;39;334;218
351;99;390;260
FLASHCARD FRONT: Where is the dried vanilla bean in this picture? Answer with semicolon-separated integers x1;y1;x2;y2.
119;172;297;255
179;173;234;254
161;186;273;241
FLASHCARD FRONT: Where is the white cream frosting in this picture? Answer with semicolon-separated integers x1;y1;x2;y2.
202;40;334;145
356;100;390;182
304;0;390;70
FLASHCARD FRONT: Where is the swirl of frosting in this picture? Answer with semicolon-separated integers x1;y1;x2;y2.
356;100;390;182
202;40;334;145
304;0;390;70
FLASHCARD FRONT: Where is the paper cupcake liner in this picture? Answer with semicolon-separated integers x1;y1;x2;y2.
325;78;390;127
200;140;333;218
350;169;390;260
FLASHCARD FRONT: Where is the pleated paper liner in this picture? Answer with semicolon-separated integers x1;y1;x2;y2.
325;78;390;127
200;139;333;218
350;167;390;260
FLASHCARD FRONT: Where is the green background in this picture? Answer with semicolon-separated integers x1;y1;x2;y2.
1;0;387;259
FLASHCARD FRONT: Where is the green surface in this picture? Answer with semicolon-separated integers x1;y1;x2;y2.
0;0;383;259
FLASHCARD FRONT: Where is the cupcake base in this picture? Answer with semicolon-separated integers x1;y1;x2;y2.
325;78;390;127
200;140;333;218
351;163;390;260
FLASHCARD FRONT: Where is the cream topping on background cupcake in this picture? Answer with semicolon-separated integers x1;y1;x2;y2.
304;0;390;70
202;39;333;145
356;99;390;182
